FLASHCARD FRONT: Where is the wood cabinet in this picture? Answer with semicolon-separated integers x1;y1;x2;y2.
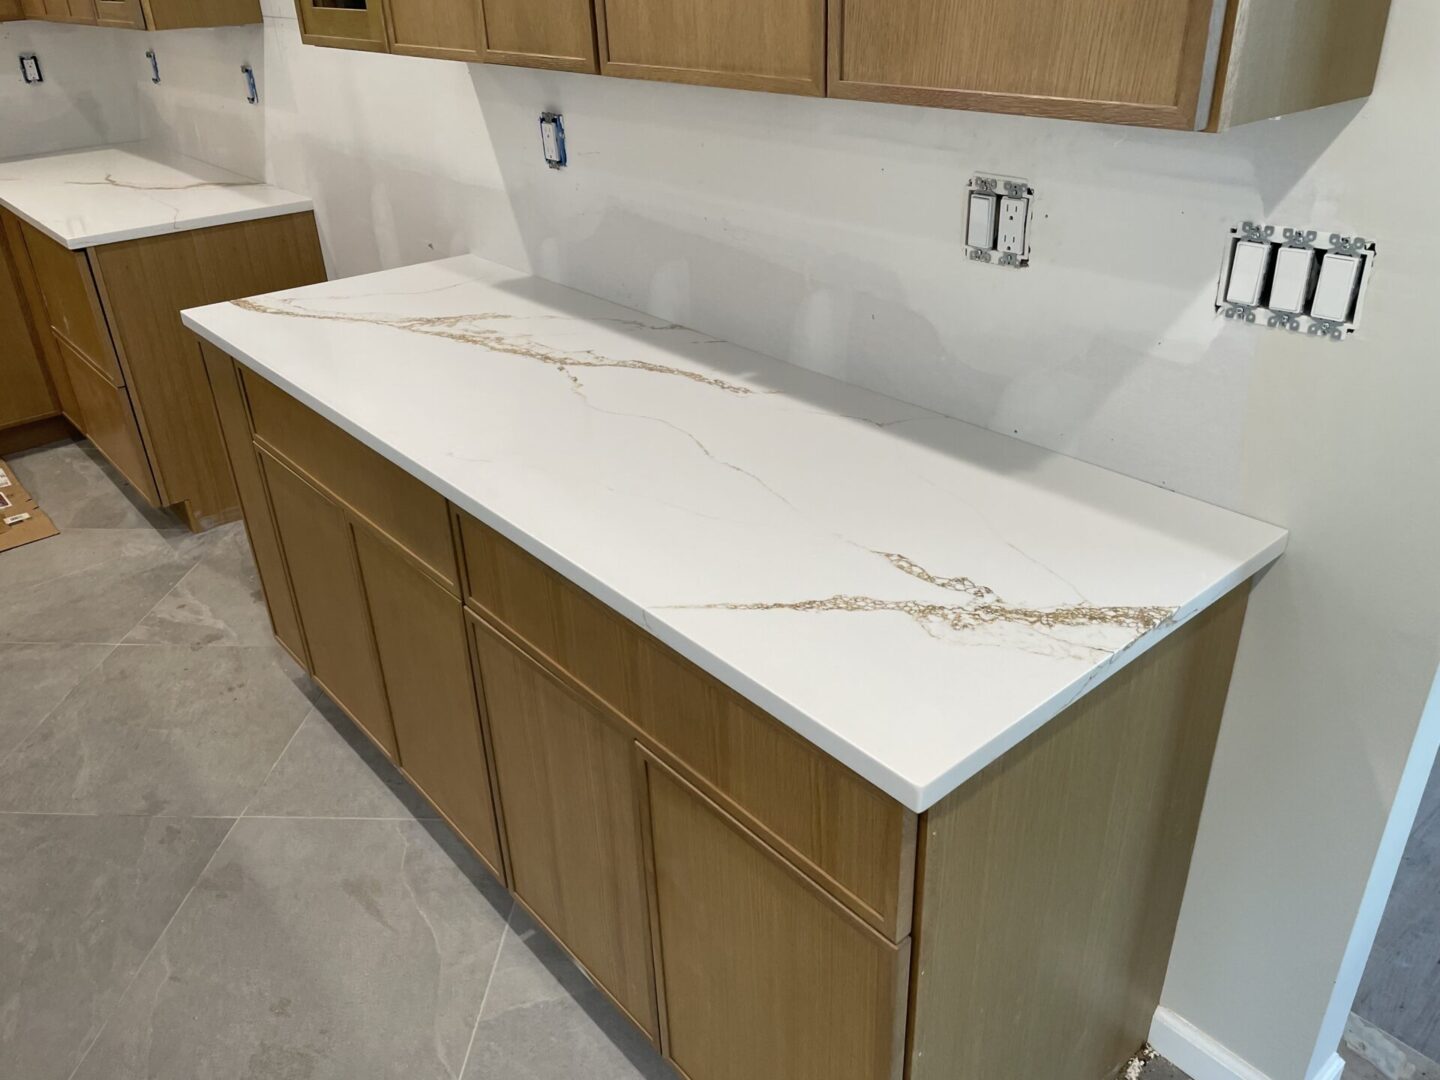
471;616;658;1036
10;213;325;529
0;0;25;22
478;0;597;73
0;217;59;438
296;0;390;51
57;336;160;503
21;0;260;26
357;529;505;876
385;0;480;61
198;349;1259;1080
596;0;823;95
640;751;909;1080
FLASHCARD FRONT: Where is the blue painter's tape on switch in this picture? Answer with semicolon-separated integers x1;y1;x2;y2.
540;113;567;170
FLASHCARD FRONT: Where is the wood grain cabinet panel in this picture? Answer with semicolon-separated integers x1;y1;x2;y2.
596;0;824;96
141;0;261;29
356;528;505;877
94;0;143;26
57;339;159;504
296;0;389;50
457;511;915;941
830;0;1224;129
0;221;59;431
243;369;458;591
385;0;481;61
0;0;25;21
198;343;308;667
259;446;399;759
471;616;660;1040
18;222;123;387
641;751;910;1080
478;0;598;72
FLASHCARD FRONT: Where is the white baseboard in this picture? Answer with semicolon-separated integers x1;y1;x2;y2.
1151;1008;1346;1080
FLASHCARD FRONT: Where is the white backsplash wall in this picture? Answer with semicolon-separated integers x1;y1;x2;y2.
0;21;140;160
114;5;1440;1079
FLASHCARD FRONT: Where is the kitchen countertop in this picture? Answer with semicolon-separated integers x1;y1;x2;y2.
182;255;1287;812
0;143;313;250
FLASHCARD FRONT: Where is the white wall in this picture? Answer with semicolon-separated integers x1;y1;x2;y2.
45;4;1440;1078
0;20;140;160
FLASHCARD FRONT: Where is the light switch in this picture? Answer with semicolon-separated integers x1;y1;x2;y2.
967;194;998;250
997;196;1028;255
1225;241;1272;307
1310;252;1362;323
1267;247;1316;314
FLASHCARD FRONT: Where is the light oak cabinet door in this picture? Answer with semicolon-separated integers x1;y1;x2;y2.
470;616;660;1040
385;0;480;60
0;222;58;431
641;751;910;1080
829;0;1223;129
295;0;388;50
596;0;823;96
18;222;123;387
94;0;144;26
356;529;505;877
478;0;597;73
259;446;399;758
57;339;160;505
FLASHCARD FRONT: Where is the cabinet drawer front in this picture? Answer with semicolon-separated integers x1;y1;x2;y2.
471;616;660;1037
20;223;123;386
356;528;505;877
259;446;398;758
387;0;480;59
295;0;389;49
830;0;1218;128
642;752;910;1080
242;369;458;592
597;0;824;95
58;339;159;505
457;512;915;940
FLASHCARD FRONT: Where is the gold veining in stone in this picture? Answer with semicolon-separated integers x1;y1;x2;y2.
231;297;758;395
69;174;259;192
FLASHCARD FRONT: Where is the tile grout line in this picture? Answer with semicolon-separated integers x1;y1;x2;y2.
1;527;182;601
0;643;118;775
60;686;311;1080
114;536;214;646
456;902;515;1080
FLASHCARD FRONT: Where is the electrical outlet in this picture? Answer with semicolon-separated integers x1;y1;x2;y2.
19;54;42;85
242;64;258;105
966;175;1034;268
539;113;566;170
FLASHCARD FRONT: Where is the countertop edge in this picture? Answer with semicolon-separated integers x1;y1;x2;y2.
0;195;317;251
183;306;1286;814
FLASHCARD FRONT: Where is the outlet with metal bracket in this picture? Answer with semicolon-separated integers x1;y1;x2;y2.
966;175;1034;269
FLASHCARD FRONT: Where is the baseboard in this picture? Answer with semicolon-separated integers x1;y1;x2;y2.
1151;1008;1346;1080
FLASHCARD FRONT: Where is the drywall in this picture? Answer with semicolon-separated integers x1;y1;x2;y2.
0;20;139;160
49;3;1440;1077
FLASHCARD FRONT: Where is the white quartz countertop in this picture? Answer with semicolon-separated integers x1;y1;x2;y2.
182;255;1287;812
0;143;312;250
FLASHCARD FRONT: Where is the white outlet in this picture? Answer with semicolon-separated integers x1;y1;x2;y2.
997;197;1029;255
19;54;42;85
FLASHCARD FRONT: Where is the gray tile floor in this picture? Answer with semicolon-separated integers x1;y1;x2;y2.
0;440;674;1080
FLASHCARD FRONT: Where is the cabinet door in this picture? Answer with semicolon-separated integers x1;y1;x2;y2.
58;339;160;506
596;0;823;95
60;0;97;20
19;223;123;387
94;0;145;26
0;220;59;430
830;0;1223;130
20;0;46;18
641;751;910;1080
295;0;388;50
385;0;480;61
478;0;597;73
259;446;398;759
356;529;505;877
471;616;659;1039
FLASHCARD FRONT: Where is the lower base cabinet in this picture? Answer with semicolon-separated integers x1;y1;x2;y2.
198;346;1251;1080
640;750;910;1080
58;337;160;504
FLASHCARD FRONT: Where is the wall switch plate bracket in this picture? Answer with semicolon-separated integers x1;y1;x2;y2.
967;175;1034;269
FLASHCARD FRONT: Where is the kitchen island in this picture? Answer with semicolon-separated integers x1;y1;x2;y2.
183;254;1287;1080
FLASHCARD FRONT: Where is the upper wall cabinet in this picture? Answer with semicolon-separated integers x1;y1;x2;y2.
596;0;824;96
478;0;597;73
21;0;261;28
296;0;389;50
385;0;481;62
830;0;1392;130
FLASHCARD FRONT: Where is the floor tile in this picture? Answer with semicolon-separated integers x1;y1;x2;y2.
246;696;438;820
463;907;674;1080
71;817;511;1080
0;814;232;1080
1141;1057;1191;1080
7;440;176;531
0;531;197;644
0;644;313;815
125;529;274;647
0;641;112;760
